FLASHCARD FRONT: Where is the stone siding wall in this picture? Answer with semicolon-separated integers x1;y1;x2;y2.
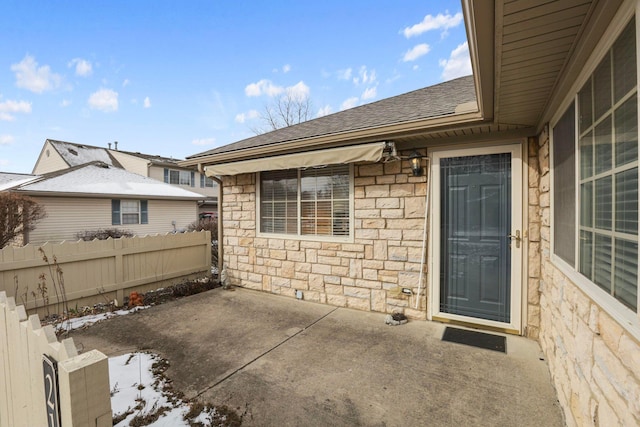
536;127;640;426
221;156;428;318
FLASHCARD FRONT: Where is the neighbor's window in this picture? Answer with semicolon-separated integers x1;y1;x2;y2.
164;168;195;187
200;174;215;188
111;199;148;225
260;165;350;237
553;18;638;311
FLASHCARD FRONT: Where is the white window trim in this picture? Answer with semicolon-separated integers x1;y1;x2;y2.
549;1;640;340
256;165;355;243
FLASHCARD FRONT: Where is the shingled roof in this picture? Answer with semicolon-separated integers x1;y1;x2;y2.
187;75;477;160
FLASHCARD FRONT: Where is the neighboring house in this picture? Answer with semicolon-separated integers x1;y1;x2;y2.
32;139;218;214
182;1;640;424
4;162;204;244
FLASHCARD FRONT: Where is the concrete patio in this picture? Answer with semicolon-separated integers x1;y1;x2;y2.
70;287;564;426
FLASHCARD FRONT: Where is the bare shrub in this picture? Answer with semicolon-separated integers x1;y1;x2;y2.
76;228;134;241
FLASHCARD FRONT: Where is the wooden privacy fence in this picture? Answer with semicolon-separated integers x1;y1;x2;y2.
0;291;112;427
0;231;211;314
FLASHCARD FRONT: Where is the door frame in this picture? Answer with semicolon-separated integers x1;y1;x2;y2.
428;142;524;334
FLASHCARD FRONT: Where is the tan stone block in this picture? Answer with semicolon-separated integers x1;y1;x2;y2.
395;174;408;184
295;262;311;273
365;184;390;198
374;240;387;260
264;258;282;268
349;258;363;278
359;163;384;176
284;240;299;250
324;275;341;285
355;209;381;218
389;183;414;197
268;239;284;249
346;296;371;311
384;161;402;174
311;263;332;275
363;268;378;280
355;229;379;239
317;255;341;266
381;209;404;218
540;172;550;192
376;198;400;209
528;222;541;242
341;277;355;286
404;197;425;218
376;175;397;185
301;241;322;249
287;250;305;262
325;283;343;294
327;265;345;275
404;308;427;320
598;312;623;352
592;339;640;417
539;192;550;208
355;177;376;187
389;246;408;261
386;297;409;308
308;273;324;289
355;278;382;289
306;249;318;263
385;260;404;271
371;289;386;312
327;294;347;307
528;163;540;186
363;259;384;269
527;304;540;327
362;218;386;229
355;199;376;209
379;229;403;240
528;279;540;305
343;286;370;298
528;188;540;204
619;334;640;379
353;186;365;198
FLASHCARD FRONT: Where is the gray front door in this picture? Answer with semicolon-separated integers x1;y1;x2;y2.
439;153;512;323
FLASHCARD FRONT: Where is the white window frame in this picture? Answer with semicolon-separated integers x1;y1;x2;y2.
256;164;355;242
168;169;193;186
550;1;640;339
121;200;141;225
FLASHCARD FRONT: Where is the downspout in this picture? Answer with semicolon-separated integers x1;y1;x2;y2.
198;164;224;278
415;157;431;310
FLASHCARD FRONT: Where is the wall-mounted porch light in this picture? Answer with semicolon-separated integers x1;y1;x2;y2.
409;150;423;176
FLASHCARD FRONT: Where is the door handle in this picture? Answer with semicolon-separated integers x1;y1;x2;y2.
508;230;521;248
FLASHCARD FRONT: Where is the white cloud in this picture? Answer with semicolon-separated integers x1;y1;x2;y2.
122;79;130;87
361;86;377;100
413;65;419;71
235;109;260;123
192;138;216;146
439;41;472;80
0;99;32;121
337;68;352;80
0;135;14;145
282;64;291;73
69;58;93;77
403;43;431;62
316;105;333;117
402;12;463;38
88;88;118;112
60;99;71;107
340;97;359;111
245;79;284;97
144;97;151;108
11;55;62;93
353;66;376;85
287;81;310;99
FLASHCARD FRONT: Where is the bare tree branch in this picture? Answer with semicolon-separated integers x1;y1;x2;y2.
253;89;313;134
0;192;46;248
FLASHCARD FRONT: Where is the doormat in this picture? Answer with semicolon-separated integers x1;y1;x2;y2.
442;327;506;353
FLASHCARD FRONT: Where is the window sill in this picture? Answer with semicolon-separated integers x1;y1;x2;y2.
551;254;640;342
255;231;354;244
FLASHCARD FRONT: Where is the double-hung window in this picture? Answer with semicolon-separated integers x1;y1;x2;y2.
553;18;638;312
164;168;195;187
111;199;148;225
259;165;351;238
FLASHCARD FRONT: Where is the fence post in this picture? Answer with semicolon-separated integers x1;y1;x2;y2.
58;350;112;427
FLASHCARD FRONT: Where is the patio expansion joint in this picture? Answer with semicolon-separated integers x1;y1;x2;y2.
194;306;340;398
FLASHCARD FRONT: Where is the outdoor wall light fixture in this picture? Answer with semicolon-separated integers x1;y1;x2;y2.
409;151;423;176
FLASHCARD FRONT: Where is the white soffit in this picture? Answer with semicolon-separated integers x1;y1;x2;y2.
204;142;387;176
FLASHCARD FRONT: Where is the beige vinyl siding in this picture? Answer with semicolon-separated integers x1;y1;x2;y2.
108;151;150;176
150;165;218;197
148;165;166;181
27;196;198;244
32;141;69;174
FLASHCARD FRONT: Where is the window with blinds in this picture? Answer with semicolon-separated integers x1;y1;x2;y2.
260;165;351;237
574;18;638;311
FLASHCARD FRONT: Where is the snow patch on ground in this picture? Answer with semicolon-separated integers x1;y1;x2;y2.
55;306;149;333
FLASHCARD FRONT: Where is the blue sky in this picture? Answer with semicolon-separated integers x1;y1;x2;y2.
0;1;470;173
